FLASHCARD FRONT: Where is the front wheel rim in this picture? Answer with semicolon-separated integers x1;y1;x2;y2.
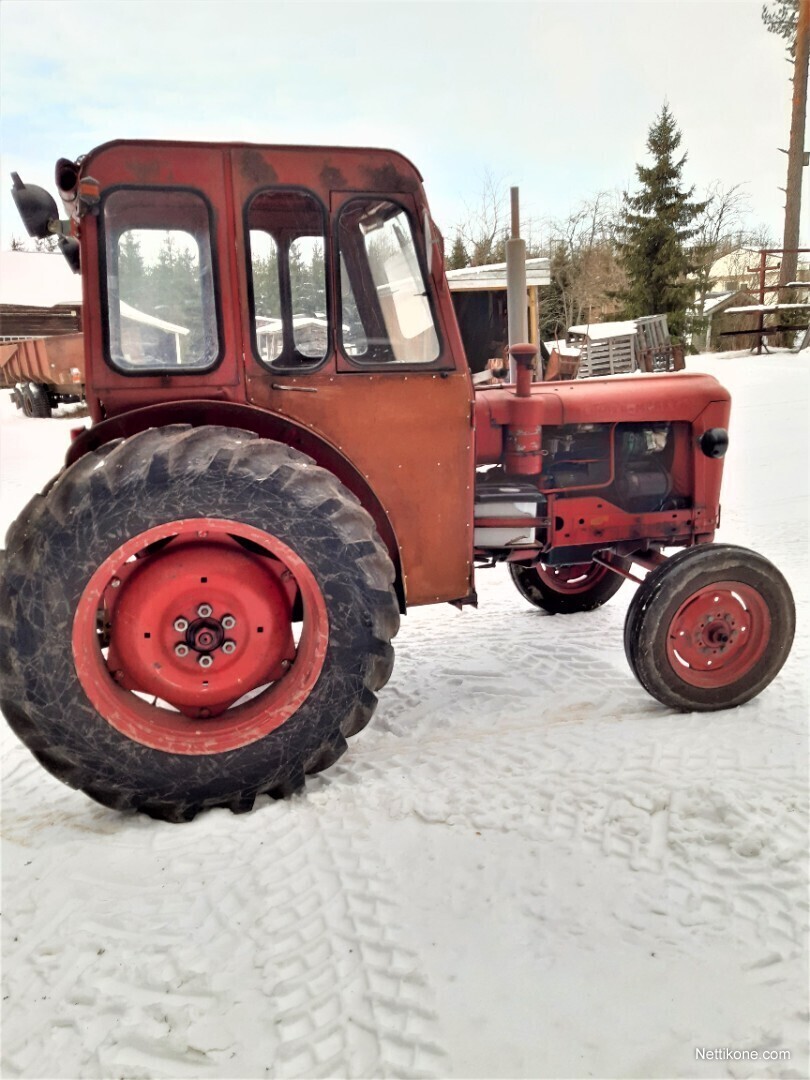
665;580;771;689
72;519;329;755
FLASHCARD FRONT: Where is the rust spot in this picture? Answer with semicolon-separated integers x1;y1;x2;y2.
128;160;162;184
320;163;348;190
362;162;418;193
240;150;278;187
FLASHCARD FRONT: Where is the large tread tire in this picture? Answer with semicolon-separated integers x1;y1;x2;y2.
0;426;399;821
21;383;51;418
624;544;795;712
509;557;628;614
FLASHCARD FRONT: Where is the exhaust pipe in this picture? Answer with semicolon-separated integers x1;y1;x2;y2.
55;158;80;213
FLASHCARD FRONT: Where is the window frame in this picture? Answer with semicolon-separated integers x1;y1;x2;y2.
334;195;447;373
98;184;224;378
243;185;332;375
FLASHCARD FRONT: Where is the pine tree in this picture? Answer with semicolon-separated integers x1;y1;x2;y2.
540;245;574;340
618;104;706;338
762;0;800;55
446;233;468;270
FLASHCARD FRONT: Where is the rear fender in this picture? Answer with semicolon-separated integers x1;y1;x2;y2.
67;400;406;611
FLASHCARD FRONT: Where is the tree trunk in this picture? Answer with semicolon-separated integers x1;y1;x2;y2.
779;0;810;293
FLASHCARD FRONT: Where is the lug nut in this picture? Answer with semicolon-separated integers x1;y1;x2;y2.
222;640;236;654
173;617;189;632
175;643;190;658
197;604;213;618
222;615;236;630
198;654;214;668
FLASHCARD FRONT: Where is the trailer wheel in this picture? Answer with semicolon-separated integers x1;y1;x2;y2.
21;383;51;418
0;426;399;821
509;558;628;614
624;545;794;711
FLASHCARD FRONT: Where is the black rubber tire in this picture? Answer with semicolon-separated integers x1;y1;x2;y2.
0;426;400;821
509;557;629;614
21;383;51;418
624;544;795;712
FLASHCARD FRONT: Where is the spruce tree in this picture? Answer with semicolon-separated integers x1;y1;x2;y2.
446;233;468;270
618;104;706;338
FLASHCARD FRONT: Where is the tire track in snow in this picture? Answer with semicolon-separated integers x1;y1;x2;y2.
1;798;446;1079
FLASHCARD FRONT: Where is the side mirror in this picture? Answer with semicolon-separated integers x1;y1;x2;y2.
58;236;81;274
11;172;60;240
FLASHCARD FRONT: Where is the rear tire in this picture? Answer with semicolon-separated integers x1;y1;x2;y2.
509;558;628;614
624;545;794;711
21;383;51;418
0;426;399;820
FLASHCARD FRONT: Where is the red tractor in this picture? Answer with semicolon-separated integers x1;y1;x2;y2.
0;141;795;821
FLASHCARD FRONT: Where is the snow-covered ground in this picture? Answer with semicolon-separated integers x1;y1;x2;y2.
1;352;808;1080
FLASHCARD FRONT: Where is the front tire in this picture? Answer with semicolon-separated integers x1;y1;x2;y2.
509;558;628;614
624;545;794;711
0;426;399;820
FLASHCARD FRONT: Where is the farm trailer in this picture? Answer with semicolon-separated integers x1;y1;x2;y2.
0;333;84;417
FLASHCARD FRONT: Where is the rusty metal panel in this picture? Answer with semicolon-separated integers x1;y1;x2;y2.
246;370;474;606
0;333;84;389
78;142;242;401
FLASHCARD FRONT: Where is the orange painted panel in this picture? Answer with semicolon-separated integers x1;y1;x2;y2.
247;369;474;605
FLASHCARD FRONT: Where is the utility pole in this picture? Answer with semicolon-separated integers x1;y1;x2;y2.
779;0;810;292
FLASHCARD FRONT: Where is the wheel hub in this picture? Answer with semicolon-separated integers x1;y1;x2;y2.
106;538;296;716
666;582;770;688
186;616;225;653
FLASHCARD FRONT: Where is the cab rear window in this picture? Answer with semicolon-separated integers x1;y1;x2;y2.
103;188;219;373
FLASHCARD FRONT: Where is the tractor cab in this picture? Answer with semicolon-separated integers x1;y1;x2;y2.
46;141;478;607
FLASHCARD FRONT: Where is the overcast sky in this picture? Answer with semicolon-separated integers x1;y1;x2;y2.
0;0;803;251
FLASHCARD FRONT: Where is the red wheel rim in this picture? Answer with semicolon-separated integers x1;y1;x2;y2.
72;519;329;754
665;580;771;689
536;562;609;594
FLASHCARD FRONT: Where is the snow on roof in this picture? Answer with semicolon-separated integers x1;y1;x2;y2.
0;250;82;308
568;320;637;340
446;257;550;290
119;300;189;335
724;302;810;314
701;290;762;315
544;339;581;357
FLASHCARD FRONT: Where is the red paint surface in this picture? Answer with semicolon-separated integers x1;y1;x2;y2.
72;519;328;754
666;580;770;689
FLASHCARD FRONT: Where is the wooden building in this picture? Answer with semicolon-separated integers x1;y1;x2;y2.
446;257;550;373
700;291;760;351
0;251;82;341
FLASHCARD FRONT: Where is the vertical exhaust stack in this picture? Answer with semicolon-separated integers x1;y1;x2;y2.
503;186;542;475
506;186;528;383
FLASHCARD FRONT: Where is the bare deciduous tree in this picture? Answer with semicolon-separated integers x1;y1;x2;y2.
454;172;510;266
690;182;750;321
542;190;626;337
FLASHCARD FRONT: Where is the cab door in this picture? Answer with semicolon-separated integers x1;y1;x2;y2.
234;160;474;606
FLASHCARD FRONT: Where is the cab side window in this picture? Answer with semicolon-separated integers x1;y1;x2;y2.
247;189;328;371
